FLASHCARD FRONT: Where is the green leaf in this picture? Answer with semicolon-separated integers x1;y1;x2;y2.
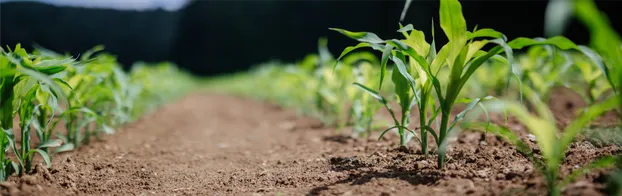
577;45;615;93
422;125;439;145
486;99;557;163
31;58;73;75
439;0;467;66
448;96;495;132
391;56;418;95
353;82;385;102
463;122;533;156
427;106;442;126
575;0;622;90
467;28;507;41
560;96;619;150
507;36;578;50
53;78;75;92
397;24;414;33
54;143;75;153
33;149;52;167
430;43;451;75
428;19;437;64
404;29;430;57
333;42;372;71
2;128;24;170
379;44;394;89
378;125;400;141
80;45;105;61
37;139;62;148
329;28;385;44
16;67;69;106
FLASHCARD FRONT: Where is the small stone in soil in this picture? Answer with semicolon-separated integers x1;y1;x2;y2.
527;134;536;142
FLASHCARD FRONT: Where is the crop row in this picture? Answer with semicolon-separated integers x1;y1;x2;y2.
0;45;196;181
206;0;621;195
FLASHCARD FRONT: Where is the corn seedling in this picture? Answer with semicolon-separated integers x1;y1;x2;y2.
465;59;509;98
567;54;614;104
466;86;619;196
547;0;622;115
515;45;577;101
0;43;196;182
348;55;383;137
1;44;69;176
331;0;583;168
574;0;622;117
312;39;362;129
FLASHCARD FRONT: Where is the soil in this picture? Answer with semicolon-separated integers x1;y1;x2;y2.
1;88;620;196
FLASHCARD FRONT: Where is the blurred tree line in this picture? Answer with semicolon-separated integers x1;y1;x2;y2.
1;0;621;76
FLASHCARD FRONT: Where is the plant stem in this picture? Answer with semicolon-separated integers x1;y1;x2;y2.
437;111;450;169
400;110;410;146
20;122;29;174
420;108;428;158
547;168;560;196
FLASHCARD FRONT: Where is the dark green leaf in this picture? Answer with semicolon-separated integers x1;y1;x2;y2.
379;44;394;89
378;125;399;141
467;28;507;41
391;56;418;95
422;125;439;145
333;42;372;71
507;36;578;50
353;83;385;102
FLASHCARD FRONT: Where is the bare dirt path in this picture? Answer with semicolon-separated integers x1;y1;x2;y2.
3;92;620;196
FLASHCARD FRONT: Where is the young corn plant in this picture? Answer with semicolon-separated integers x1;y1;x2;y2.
516;45;577;101
332;0;581;168
313;39;357;129
0;43;196;181
465;59;510;98
1;44;67;176
549;0;622;115
349;59;384;137
129;62;198;117
51;47;119;151
466;86;620;196
568;54;614;104
574;0;622;116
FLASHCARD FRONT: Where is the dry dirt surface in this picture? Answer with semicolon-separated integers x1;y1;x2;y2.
1;91;620;196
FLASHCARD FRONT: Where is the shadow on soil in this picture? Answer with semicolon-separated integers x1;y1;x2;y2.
322;135;355;144
307;156;441;195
